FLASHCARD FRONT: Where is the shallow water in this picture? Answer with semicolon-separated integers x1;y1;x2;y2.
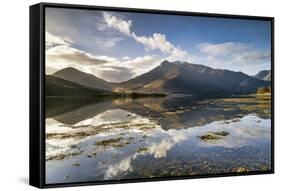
45;95;271;184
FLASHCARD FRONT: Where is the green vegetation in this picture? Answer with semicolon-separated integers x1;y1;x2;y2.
257;86;271;94
46;150;82;161
198;131;229;142
215;94;271;118
95;137;126;148
115;92;167;99
137;147;149;153
235;167;249;173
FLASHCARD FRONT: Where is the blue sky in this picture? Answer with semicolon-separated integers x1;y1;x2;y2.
45;7;271;82
128;13;270;49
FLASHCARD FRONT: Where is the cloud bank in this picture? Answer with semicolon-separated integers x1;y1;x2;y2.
46;33;162;82
46;31;73;49
103;13;188;61
197;42;270;65
195;42;271;75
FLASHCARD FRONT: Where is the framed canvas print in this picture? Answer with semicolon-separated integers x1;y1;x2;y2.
29;2;274;188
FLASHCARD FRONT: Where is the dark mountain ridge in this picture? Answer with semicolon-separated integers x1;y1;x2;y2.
53;67;113;91
46;75;110;96
48;60;270;96
120;60;269;95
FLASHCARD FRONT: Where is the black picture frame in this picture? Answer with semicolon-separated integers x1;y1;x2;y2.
30;2;274;188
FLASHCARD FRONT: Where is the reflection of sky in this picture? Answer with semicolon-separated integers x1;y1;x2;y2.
103;113;270;179
46;109;160;159
46;109;271;180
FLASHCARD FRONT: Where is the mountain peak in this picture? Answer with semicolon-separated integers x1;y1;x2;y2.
53;67;113;91
161;60;171;65
161;60;186;65
55;67;80;73
122;59;270;95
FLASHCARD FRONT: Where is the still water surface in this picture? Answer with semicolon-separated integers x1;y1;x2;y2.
45;95;271;184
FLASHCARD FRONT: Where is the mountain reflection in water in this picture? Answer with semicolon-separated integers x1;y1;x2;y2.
45;95;271;184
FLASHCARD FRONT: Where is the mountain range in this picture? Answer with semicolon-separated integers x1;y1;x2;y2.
254;70;271;81
46;60;270;96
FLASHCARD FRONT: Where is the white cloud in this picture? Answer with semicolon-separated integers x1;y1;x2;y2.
226;50;271;65
103;13;188;62
93;36;124;48
103;12;132;36
46;45;112;76
89;55;162;82
132;33;173;53
46;45;108;73
46;31;73;49
195;42;271;75
46;45;162;82
121;55;162;75
105;157;132;179
197;42;249;56
94;66;136;82
197;42;270;65
132;33;188;61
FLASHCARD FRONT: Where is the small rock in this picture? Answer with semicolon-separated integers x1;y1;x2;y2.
236;167;249;173
73;162;80;167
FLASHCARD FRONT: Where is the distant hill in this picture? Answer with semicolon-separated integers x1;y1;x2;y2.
46;75;110;96
254;70;271;81
53;67;113;91
120;60;270;95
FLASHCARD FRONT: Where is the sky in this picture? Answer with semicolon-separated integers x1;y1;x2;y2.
45;7;271;82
